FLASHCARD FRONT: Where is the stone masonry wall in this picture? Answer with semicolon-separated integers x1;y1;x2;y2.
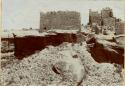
40;11;81;32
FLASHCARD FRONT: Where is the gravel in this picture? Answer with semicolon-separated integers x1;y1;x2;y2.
0;42;123;86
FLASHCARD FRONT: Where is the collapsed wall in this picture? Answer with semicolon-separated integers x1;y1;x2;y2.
86;37;124;67
2;32;124;66
14;33;77;59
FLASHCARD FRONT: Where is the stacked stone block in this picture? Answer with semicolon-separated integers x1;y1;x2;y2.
39;11;81;32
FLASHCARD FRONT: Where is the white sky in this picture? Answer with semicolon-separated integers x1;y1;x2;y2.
2;0;125;30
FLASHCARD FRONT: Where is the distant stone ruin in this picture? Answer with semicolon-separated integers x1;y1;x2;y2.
88;7;125;35
39;11;81;32
89;7;115;27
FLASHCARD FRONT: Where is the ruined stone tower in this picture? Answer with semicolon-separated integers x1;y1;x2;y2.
39;11;81;32
88;7;114;27
89;9;102;26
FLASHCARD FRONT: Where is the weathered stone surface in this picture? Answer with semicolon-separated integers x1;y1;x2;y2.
86;37;124;67
40;11;81;32
13;33;77;59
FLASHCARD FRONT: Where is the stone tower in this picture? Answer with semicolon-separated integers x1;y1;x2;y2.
39;11;81;32
101;7;113;19
89;9;102;26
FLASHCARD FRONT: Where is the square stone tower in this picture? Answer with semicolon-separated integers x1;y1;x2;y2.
39;11;81;32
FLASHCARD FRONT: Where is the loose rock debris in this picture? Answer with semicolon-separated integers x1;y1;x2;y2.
0;42;123;86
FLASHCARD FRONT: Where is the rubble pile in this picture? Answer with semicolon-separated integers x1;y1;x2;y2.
1;42;123;86
86;36;124;66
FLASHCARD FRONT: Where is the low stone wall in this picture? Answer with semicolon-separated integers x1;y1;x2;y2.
13;33;77;59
